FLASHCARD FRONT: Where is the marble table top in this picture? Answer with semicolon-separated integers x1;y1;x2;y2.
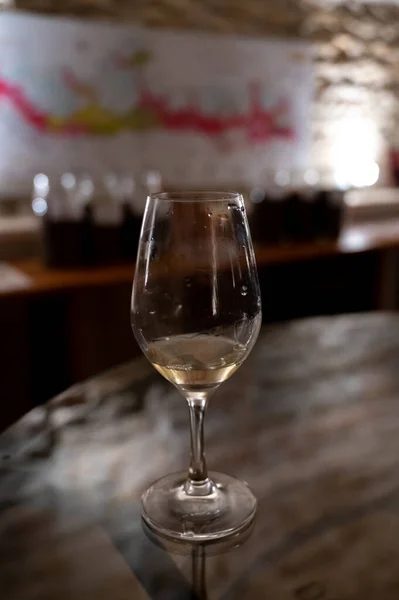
2;313;399;599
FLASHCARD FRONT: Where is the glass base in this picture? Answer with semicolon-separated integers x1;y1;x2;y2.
142;515;255;555
141;470;257;542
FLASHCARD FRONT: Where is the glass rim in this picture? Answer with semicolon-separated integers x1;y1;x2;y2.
149;190;242;203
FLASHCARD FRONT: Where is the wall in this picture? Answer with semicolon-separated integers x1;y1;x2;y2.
0;15;314;192
8;0;399;183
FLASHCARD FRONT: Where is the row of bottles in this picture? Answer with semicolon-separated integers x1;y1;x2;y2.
32;171;161;268
247;169;344;245
249;187;344;245
33;166;346;268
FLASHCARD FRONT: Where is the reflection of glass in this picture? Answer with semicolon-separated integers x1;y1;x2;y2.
131;191;262;542
142;518;255;599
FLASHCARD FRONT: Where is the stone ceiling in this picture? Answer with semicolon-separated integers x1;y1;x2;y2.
2;0;397;29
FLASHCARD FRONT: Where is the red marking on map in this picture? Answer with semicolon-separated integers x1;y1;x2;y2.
138;82;294;143
0;74;295;145
0;77;86;134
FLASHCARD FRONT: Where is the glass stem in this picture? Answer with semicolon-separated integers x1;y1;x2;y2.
185;397;212;496
191;545;207;599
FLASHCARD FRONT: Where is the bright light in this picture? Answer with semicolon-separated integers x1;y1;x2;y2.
61;173;76;190
250;187;265;204
332;119;380;188
79;177;94;197
303;169;320;186
32;197;48;216
274;170;290;187
351;161;379;188
335;161;380;190
340;230;369;253
146;170;162;193
33;173;49;196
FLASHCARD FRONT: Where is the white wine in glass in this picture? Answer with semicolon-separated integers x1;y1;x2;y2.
147;334;250;392
131;191;261;542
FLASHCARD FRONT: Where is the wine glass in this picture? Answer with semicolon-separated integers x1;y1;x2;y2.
131;191;262;542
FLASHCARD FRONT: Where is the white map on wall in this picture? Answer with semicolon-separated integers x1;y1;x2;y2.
0;12;313;194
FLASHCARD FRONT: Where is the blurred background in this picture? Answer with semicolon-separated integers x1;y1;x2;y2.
1;0;399;429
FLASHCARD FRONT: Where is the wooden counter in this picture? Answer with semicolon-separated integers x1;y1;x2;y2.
3;218;399;298
1;217;399;426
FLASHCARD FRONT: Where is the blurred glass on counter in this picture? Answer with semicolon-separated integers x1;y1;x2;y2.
92;174;124;264
33;170;162;269
390;147;399;187
120;175;140;261
35;172;91;268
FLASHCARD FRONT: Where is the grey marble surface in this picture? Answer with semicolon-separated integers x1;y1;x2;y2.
3;313;399;598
